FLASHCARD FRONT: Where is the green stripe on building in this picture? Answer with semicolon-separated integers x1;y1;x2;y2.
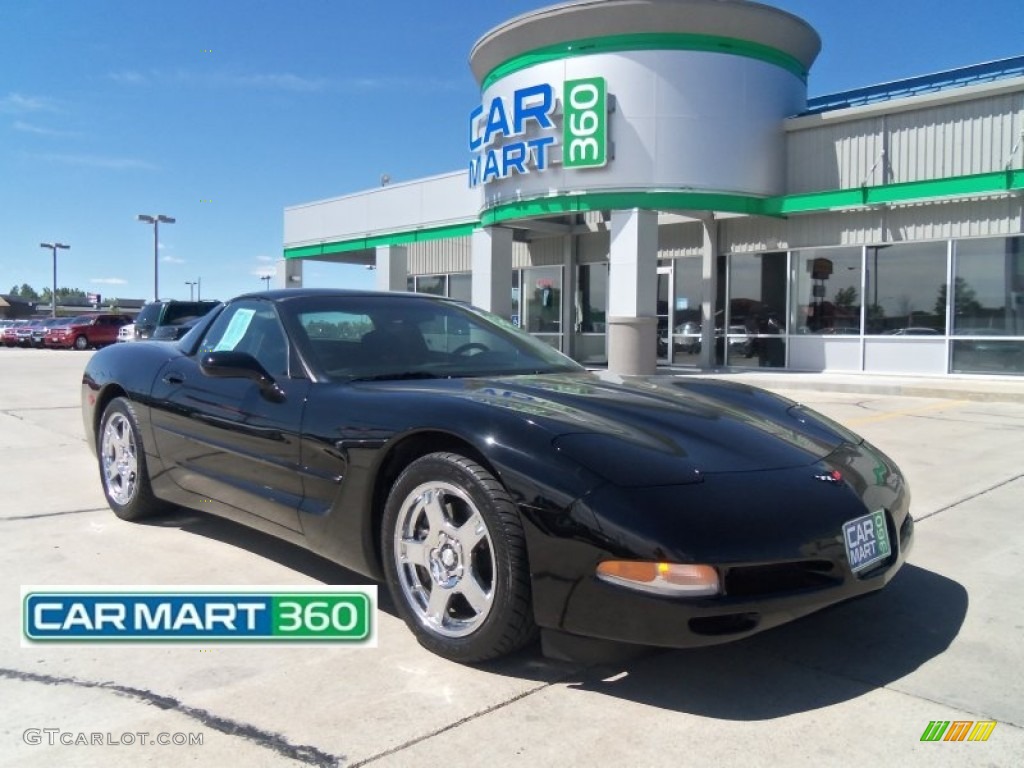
481;33;808;91
285;170;1024;257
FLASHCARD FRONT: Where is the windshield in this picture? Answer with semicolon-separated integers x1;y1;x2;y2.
288;295;583;382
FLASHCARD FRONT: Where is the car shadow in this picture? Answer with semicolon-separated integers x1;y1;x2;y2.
139;507;399;615
140;509;966;709
561;564;967;719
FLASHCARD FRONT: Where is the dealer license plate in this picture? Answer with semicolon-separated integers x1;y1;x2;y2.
843;510;892;573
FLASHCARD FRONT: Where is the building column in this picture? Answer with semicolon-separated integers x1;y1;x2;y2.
375;245;407;292
275;258;303;289
607;209;658;375
471;226;513;318
698;216;719;369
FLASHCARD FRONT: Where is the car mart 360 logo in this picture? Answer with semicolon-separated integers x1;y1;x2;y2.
920;720;997;742
22;586;376;644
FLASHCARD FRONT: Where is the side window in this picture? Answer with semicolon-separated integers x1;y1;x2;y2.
200;301;289;378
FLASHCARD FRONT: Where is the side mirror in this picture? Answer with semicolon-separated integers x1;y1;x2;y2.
200;351;284;401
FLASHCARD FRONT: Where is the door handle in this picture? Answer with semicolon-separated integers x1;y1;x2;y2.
162;373;185;385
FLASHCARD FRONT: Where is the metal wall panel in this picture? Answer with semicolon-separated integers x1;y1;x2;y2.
786;88;1023;193
514;237;565;268
408;238;471;274
284;171;479;247
887;94;1021;181
787;117;884;192
885;197;1023;241
658;222;704;258
577;230;611;264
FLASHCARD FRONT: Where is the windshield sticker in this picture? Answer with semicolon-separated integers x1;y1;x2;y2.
213;308;255;351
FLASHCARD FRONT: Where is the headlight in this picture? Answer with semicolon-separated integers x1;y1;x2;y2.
596;561;720;596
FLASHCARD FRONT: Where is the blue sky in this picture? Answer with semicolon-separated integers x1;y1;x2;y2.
2;0;1022;303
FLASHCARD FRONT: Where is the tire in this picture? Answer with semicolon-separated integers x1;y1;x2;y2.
74;335;89;350
97;397;171;521
382;452;537;663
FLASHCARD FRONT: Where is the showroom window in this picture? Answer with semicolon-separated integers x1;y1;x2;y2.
791;247;863;335
727;252;787;368
865;242;947;335
951;235;1024;375
574;262;608;365
519;266;563;350
413;275;447;296
409;273;471;303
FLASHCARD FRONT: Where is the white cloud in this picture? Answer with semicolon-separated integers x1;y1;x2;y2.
251;268;276;278
105;69;456;95
90;278;128;285
30;152;158;171
108;71;147;85
221;72;328;92
14;121;76;138
161;255;186;264
0;93;58;114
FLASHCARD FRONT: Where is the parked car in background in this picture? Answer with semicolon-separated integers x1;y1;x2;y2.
2;320;27;347
15;319;45;347
45;314;132;350
117;323;136;343
150;318;202;341
883;327;941;336
32;318;67;348
134;300;220;340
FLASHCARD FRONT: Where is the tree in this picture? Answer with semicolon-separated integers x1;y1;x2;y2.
833;286;858;309
936;278;982;317
9;283;39;300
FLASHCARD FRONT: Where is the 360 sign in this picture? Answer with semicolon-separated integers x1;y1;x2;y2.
468;76;610;186
563;77;607;169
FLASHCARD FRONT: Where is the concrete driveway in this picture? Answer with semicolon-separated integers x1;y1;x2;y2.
1;348;1021;766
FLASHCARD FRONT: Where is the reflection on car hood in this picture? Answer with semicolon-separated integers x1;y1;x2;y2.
364;372;854;474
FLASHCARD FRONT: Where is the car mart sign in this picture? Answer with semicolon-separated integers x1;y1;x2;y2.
468;78;609;187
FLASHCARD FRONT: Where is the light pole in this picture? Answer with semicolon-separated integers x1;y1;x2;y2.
137;214;175;301
185;280;197;301
39;242;70;318
260;275;271;290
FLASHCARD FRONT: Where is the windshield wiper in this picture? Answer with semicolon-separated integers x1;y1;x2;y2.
348;371;446;382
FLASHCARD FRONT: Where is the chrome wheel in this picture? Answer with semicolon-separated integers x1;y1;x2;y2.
101;412;138;506
394;480;495;638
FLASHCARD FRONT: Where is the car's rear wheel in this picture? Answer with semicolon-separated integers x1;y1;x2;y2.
382;452;536;663
74;335;89;350
98;397;171;521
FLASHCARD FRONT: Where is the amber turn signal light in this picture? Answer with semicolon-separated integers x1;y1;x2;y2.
596;561;720;596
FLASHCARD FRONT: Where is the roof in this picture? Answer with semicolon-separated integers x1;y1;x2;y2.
804;54;1024;115
236;288;434;302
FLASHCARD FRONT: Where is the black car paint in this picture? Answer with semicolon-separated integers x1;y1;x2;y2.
82;290;911;650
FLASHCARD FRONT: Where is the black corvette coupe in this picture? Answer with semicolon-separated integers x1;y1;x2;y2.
82;289;913;662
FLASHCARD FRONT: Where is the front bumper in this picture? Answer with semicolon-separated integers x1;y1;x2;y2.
522;440;913;649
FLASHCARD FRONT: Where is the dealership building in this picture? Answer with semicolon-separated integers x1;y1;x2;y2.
282;0;1024;376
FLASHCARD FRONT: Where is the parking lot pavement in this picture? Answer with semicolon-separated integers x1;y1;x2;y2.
1;348;1021;767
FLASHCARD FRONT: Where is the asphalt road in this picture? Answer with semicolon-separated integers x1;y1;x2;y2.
1;347;1021;767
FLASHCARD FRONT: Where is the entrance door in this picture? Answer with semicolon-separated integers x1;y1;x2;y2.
656;264;672;363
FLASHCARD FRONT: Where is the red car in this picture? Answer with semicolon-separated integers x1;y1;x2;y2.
3;320;29;347
45;314;132;350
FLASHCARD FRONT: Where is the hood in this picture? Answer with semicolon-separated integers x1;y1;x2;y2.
371;372;859;481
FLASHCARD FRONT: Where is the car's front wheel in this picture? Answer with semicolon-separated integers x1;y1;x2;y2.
382;452;537;663
74;335;89;350
97;398;171;521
